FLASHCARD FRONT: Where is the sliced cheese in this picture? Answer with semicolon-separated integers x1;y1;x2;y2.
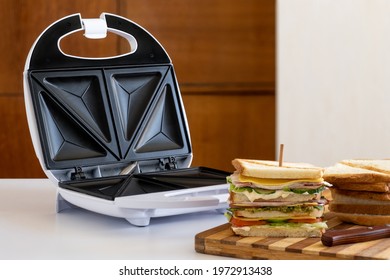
239;174;323;186
238;189;314;202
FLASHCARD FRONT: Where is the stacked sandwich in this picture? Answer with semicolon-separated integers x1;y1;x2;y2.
324;159;390;226
226;159;330;237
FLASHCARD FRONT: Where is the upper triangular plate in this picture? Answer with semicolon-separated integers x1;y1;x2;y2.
126;69;189;160
37;89;115;168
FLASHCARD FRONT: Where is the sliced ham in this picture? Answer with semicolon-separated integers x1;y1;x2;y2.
229;198;328;208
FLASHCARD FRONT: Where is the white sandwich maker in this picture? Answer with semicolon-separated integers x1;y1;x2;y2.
23;13;229;226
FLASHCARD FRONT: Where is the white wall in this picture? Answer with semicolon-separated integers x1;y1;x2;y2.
277;0;390;167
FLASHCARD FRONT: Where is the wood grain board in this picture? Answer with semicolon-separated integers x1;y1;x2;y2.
195;212;390;260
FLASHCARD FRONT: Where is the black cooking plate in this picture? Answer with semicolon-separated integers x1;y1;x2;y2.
25;13;191;170
59;167;230;200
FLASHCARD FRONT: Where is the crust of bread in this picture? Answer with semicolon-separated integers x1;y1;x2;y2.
331;188;390;201
231;225;324;237
323;163;390;184
330;189;390;205
232;159;324;179
329;203;390;215
341;159;390;175
332;182;390;193
331;212;390;226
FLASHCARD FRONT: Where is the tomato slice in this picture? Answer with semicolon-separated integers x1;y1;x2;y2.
230;217;268;227
287;218;322;223
229;217;323;227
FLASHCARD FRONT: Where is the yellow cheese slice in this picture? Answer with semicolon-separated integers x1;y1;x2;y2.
239;174;323;186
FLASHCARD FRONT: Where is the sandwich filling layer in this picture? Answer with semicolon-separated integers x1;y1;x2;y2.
226;204;326;227
228;173;329;202
230;204;325;219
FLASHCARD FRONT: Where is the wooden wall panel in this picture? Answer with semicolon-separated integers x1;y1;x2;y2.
1;0;119;94
183;93;275;172
119;0;275;92
121;0;276;172
0;96;44;178
0;1;120;178
0;0;275;177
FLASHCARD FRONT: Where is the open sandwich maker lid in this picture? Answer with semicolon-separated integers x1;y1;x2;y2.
23;13;229;227
23;13;192;182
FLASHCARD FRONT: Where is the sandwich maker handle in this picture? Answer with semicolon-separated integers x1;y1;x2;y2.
321;225;390;246
27;13;170;70
115;185;229;209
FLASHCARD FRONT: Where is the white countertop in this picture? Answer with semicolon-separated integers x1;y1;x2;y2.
0;179;230;260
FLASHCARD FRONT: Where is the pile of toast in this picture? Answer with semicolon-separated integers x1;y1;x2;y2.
324;159;390;226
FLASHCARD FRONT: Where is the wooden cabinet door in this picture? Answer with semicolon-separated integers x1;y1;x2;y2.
0;0;275;177
120;0;276;171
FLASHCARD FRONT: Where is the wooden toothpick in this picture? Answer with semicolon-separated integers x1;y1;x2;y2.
278;144;284;167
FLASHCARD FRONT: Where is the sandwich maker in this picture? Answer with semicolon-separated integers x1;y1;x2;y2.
23;13;229;226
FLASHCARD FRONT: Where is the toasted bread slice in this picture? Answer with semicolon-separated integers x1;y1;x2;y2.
331;212;390;226
341;159;390;175
330;188;390;218
323;163;390;184
329;203;390;215
330;188;390;203
231;224;325;237
324;159;390;226
332;182;390;193
232;159;324;179
331;188;390;201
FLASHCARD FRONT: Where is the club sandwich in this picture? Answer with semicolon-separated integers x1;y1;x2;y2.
227;159;330;237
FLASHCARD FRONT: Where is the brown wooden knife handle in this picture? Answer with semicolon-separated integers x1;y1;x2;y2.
321;225;390;247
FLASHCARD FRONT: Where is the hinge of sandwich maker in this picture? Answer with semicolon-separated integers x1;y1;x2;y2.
159;157;177;170
70;166;86;180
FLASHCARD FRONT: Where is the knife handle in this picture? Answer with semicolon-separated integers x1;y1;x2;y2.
321;225;390;247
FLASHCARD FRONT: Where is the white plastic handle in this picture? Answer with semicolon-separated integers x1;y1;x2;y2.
82;18;107;39
58;15;138;60
114;184;229;209
115;195;220;209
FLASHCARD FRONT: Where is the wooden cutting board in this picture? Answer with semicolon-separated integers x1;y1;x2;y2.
195;212;390;260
